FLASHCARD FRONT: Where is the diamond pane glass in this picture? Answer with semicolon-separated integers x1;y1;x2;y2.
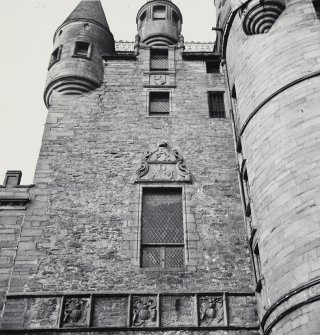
151;50;168;71
149;92;169;115
165;247;184;268
209;92;225;118
142;247;161;268
142;188;183;244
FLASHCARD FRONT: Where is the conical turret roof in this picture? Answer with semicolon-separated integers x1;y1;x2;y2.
63;0;110;30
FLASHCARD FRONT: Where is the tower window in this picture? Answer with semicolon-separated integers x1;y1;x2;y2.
73;41;92;59
206;61;220;74
141;188;184;269
48;46;62;69
313;1;320;18
140;10;147;22
149;91;170;115
150;49;168;71
253;243;263;293
172;10;179;23
208;92;225;118
153;5;166;20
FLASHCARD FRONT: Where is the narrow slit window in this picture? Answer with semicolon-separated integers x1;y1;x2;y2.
253;244;263;293
149;92;170;115
206;61;220;74
73;41;92;58
208;92;225;118
141;188;184;269
153;5;166;20
150;49;168;71
48;46;62;69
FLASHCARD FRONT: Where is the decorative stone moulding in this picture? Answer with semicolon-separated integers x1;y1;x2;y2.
2;291;259;331
242;0;286;35
135;142;191;183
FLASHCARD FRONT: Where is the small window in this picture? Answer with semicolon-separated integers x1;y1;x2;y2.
206;61;220;74
172;10;179;22
141;188;184;269
208;92;225;118
313;0;320;18
140;10;147;22
153;5;166;20
73;41;92;58
150;49;168;71
253;244;263;293
149;91;170;115
48;46;62;69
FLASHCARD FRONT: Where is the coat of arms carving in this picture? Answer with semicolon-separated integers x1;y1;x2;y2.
135;142;191;183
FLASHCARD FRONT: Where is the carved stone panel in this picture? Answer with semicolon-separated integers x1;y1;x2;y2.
136;142;191;183
23;297;61;329
62;297;90;328
132;295;157;327
228;295;258;326
150;74;168;86
161;295;196;327
199;296;224;327
93;296;128;327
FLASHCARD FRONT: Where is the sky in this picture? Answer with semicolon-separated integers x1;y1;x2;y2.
0;0;216;184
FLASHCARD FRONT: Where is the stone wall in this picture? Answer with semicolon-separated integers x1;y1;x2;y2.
218;0;320;333
1;47;258;332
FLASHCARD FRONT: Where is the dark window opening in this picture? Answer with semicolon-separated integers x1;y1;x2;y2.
141;188;184;269
73;41;91;58
140;10;147;22
313;0;320;18
253;244;263;293
150;49;168;71
149;91;170;115
241;161;251;217
48;46;62;69
208;92;225;118
172;10;179;22
206;61;220;73
153;5;166;20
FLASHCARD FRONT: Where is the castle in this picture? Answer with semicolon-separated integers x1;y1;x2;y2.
0;0;319;334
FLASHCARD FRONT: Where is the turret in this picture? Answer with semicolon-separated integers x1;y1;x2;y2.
136;0;182;46
44;0;114;107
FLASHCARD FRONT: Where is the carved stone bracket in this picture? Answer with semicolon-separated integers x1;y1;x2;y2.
135;142;191;183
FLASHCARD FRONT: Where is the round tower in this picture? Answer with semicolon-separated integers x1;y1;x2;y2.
217;0;320;334
44;0;114;107
136;0;182;46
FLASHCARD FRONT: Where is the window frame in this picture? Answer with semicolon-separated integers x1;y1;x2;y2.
48;45;62;70
138;185;187;270
150;48;169;72
208;91;226;118
148;90;171;116
153;5;167;20
72;41;92;59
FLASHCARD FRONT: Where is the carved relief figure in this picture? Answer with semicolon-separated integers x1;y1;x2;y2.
199;296;224;326
132;296;157;327
63;298;90;328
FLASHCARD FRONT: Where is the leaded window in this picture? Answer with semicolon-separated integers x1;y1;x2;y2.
149;91;170;115
150;49;168;71
141;188;184;269
208;92;225;118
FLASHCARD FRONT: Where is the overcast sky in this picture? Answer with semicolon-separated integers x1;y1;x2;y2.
0;0;216;184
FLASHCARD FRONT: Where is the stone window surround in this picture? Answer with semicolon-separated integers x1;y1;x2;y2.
132;184;199;271
249;228;263;293
207;90;226;119
72;41;93;60
48;45;62;70
152;5;167;20
146;88;173;117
